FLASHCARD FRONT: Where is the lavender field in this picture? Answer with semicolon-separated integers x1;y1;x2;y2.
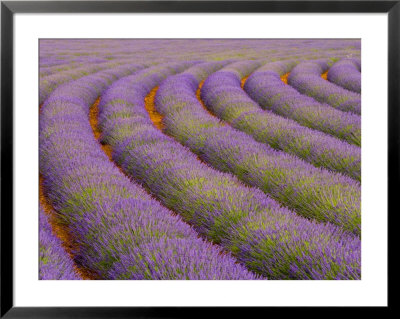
39;39;361;280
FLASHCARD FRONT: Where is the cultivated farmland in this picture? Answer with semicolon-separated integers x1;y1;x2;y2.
39;39;361;280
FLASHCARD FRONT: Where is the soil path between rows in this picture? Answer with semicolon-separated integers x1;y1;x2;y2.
196;81;226;125
280;72;290;84
144;87;164;131
89;98;114;159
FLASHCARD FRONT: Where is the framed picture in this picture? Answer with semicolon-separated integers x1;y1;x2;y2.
1;0;394;317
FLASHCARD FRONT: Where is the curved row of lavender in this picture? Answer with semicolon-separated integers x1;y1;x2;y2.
40;56;135;78
327;58;361;93
40;62;258;280
288;61;361;114
155;62;361;236
39;205;80;280
98;62;361;279
201;60;361;181
39;58;147;105
40;62;85;77
244;61;361;146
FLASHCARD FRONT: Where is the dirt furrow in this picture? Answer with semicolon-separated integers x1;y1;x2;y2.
144;86;164;131
196;80;226;125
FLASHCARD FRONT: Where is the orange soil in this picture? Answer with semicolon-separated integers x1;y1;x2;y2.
89;98;127;178
321;70;328;80
280;72;290;84
39;175;96;279
144;87;164;131
89;98;113;159
242;72;290;86
240;76;249;89
196;81;225;125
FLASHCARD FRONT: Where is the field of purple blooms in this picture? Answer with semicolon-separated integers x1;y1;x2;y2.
39;39;361;280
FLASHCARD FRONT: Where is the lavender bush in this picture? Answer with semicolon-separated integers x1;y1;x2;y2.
327;58;361;93
39;205;80;280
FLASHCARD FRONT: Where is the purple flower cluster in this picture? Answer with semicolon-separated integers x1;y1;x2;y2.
40;62;257;280
201;61;361;181
288;61;361;114
327;58;361;93
98;62;361;279
39;205;80;280
244;62;361;146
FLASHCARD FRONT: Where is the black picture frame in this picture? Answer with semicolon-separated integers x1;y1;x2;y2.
1;1;395;317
